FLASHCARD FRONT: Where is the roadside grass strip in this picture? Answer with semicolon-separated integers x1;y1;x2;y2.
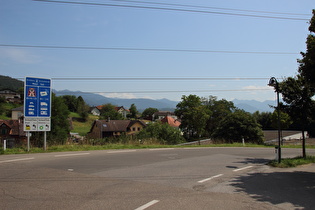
198;174;223;183
135;200;160;210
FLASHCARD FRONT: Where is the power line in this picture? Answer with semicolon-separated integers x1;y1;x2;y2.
0;44;299;55
54;88;272;94
110;0;310;17
16;77;272;81
33;0;309;21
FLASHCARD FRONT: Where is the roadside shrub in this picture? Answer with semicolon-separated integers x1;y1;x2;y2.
137;122;184;145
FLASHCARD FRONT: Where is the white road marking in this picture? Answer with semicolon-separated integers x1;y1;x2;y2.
233;166;253;172
198;174;223;183
149;148;174;151
135;200;160;210
54;153;90;157
0;157;35;164
107;150;137;154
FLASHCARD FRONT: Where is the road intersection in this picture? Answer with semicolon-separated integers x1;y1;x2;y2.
0;147;314;209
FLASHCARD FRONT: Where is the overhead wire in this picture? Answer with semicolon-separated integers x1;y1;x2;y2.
0;44;299;55
33;0;309;21
16;77;272;81
54;88;272;94
109;0;310;17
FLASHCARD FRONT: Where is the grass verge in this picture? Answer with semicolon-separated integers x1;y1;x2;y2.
268;156;315;168
0;143;272;155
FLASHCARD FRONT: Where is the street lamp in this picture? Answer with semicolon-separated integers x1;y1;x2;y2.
268;77;281;163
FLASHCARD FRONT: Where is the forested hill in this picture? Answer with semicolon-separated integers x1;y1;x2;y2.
0;75;23;91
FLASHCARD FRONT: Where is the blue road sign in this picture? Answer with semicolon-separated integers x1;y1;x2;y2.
24;77;51;118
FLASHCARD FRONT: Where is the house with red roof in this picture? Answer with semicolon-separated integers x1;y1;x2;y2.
160;116;181;128
88;119;146;139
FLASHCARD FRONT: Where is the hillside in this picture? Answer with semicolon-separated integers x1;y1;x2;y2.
0;75;24;91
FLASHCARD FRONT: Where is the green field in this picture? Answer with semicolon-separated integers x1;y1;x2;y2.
70;113;99;136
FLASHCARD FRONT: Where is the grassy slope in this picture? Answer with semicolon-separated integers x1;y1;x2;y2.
70;113;98;136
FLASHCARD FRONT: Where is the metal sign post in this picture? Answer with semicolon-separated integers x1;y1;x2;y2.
24;77;51;151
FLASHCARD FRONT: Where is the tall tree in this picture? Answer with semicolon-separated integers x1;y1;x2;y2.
100;103;123;120
61;95;77;112
298;9;315;88
175;95;210;139
202;96;236;136
278;11;315;158
48;94;70;144
212;110;264;144
128;103;138;119
141;107;159;120
279;76;315;157
76;96;89;121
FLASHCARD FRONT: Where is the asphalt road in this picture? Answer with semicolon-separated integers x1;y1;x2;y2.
0;147;314;210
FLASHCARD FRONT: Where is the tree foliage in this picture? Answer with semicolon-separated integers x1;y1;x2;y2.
141;107;158;119
175;95;210;139
61;95;89;121
137;121;184;144
47;94;70;145
279;76;315;157
298;10;315;88
277;11;315;158
212;110;264;144
175;95;263;143
270;110;292;130
99;103;123;120
203;96;236;136
128;103;138;119
252;111;273;130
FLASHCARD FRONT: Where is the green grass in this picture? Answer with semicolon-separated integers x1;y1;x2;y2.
0;143;273;155
70;114;98;136
0;144;179;154
268;156;315;168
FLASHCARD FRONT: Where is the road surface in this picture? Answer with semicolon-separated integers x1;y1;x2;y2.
0;147;314;209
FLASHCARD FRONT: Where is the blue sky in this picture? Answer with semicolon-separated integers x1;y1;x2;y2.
0;0;314;102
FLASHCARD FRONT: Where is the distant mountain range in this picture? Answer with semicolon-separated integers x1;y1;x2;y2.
0;75;275;113
55;90;178;112
55;90;275;113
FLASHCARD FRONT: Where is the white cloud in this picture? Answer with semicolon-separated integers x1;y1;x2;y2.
0;48;40;64
242;85;273;91
100;93;138;99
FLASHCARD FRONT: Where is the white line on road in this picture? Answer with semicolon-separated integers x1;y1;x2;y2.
0;157;35;164
149;148;175;151
107;150;137;154
198;174;223;183
233;166;253;172
54;153;90;157
135;200;160;210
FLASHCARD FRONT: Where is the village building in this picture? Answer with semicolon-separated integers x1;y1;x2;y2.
11;106;24;120
153;111;177;120
0;119;26;148
160;116;181;128
88;119;146;139
90;105;130;118
0;89;21;103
